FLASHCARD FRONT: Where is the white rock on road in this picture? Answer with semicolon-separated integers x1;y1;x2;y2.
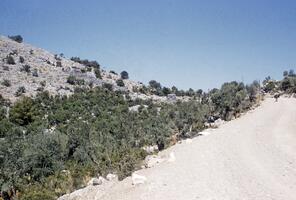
131;173;147;185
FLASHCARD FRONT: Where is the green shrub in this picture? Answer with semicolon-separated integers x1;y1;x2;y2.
20;188;55;200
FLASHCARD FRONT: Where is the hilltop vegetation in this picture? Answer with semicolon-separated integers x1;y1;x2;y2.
262;70;296;94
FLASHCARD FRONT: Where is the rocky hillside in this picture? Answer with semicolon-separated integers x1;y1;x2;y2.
1;35;180;103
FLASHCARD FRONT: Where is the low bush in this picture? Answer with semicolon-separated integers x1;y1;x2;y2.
21;65;31;73
6;55;15;65
116;79;125;87
32;69;38;77
19;56;25;63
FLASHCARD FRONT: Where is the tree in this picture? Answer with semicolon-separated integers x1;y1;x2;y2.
171;86;178;94
149;80;161;90
283;70;288;77
8;35;23;43
120;71;129;79
162;87;171;96
186;88;195;97
289;69;295;77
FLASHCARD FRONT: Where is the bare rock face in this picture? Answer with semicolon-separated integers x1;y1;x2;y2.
0;35;195;104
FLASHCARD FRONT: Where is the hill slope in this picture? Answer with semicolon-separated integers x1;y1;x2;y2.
0;36;175;103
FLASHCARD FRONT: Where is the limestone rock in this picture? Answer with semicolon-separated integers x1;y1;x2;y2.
131;173;147;185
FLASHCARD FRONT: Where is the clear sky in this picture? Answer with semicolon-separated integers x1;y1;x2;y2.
1;0;296;90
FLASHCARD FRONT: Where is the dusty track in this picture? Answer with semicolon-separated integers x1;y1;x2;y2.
100;97;296;200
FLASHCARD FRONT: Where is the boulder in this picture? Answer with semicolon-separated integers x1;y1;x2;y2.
185;138;192;144
87;177;105;186
131;173;147;185
106;173;118;181
142;145;158;154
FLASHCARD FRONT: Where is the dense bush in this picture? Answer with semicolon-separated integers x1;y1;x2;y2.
67;76;85;85
1;79;11;87
71;57;100;69
0;78;261;200
8;35;23;43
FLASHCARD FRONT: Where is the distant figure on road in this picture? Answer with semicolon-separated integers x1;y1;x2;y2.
274;93;280;102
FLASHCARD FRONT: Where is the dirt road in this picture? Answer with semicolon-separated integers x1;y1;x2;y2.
100;97;296;200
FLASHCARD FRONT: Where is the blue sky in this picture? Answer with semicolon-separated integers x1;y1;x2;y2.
1;0;296;90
